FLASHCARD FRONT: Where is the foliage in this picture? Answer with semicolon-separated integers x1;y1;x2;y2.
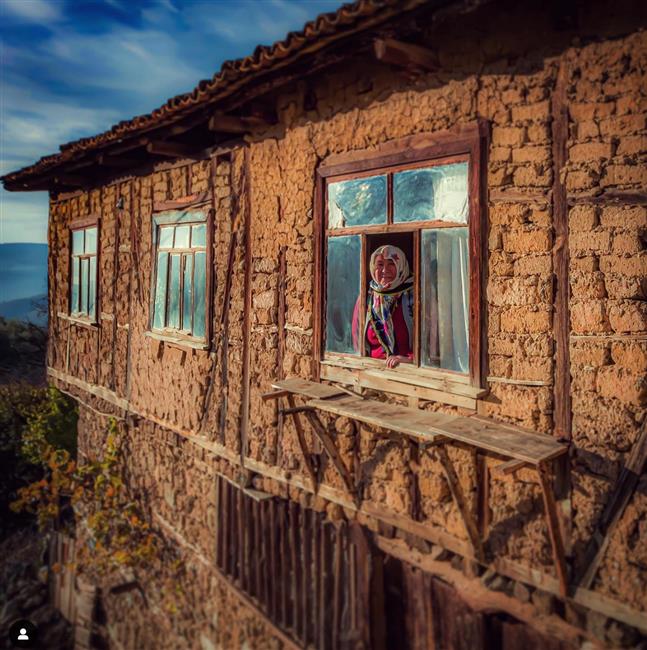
0;316;47;382
0;383;77;537
12;419;160;577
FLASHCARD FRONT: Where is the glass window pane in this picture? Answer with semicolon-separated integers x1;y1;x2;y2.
182;255;194;332
327;176;387;229
72;230;84;254
174;225;190;248
192;251;206;339
153;252;168;329
325;235;361;354
394;162;468;223
159;226;174;249
80;258;89;314
191;223;206;248
167;254;181;329
421;228;469;373
88;256;96;319
71;258;80;313
85;227;97;254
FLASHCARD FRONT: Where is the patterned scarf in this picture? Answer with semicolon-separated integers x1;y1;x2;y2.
366;245;414;356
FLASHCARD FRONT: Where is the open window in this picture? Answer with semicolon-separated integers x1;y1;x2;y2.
70;221;99;322
149;209;210;343
315;122;487;390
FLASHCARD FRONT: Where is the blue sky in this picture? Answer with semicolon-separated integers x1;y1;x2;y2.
0;0;341;243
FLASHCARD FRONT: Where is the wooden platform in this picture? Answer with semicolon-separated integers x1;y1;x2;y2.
267;377;570;596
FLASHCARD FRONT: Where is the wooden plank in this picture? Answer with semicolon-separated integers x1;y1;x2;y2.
261;389;290;401
300;506;310;644
332;523;343;650
312;512;322;647
491;458;529;477
308;395;566;464
289;501;301;637
320;523;333;650
536;463;569;598
261;500;271;611
373;37;438;71
304;410;355;497
287;394;318;492
433;446;485;562
269;499;278;620
272;377;347;400
578;418;647;588
279;501;289;629
237;486;245;588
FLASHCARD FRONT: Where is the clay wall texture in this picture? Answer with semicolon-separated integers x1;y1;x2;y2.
44;3;646;647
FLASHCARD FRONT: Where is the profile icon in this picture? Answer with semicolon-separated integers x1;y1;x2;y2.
8;619;37;648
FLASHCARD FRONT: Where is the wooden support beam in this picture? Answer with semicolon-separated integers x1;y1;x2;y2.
208;112;271;134
54;173;89;188
304;410;355;499
432;445;485;562
261;389;290;401
491;458;529;477
146;140;201;159
96;153;140;168
373;38;438;72
578;418;647;588
287;394;318;493
536;462;569;598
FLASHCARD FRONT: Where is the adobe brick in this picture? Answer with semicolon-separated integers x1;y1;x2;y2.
599;254;647;276
616;135;647;156
489;202;528;225
599;114;647;137
500;307;551;333
570;271;607;300
513;254;552;276
611;341;647;373
604;275;646;300
570;300;611;334
511;146;551;164
569;205;599;232
612;232;645;255
489;251;514;277
526;123;550;144
511;100;551;123
599;205;647;228
512;165;551;188
615;94;647;116
608;302;647;333
565;169;599;192
601;164;647;187
491;146;512;162
569;142;614;163
512;356;552;382
570;230;612;255
492;126;526;147
487;277;542;307
596;367;647;406
489;355;512;377
503;229;552;253
570;341;610;367
576;120;601;140
569;102;615;122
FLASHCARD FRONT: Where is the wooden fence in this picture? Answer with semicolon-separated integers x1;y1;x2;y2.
49;532;77;624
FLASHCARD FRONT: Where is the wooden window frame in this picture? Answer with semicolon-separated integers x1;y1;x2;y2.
148;206;214;347
69;215;100;324
313;120;488;392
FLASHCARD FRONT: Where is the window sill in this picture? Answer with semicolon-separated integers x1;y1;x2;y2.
57;312;99;329
320;355;487;410
145;330;209;351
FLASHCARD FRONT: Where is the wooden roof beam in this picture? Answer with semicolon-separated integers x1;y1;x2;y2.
373;38;438;72
146;140;203;160
208;112;272;134
97;153;140;168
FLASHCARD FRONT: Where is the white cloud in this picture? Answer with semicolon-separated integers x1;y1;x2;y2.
1;0;61;23
0;189;48;244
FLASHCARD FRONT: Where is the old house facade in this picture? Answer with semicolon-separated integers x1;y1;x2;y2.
3;0;647;647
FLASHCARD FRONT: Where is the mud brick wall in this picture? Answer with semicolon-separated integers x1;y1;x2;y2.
45;3;646;640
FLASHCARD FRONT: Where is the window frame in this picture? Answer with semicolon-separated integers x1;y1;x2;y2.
148;206;213;346
69;216;100;324
313;120;488;390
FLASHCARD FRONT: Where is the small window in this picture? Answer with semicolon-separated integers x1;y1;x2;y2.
316;124;486;388
151;214;208;339
70;225;98;320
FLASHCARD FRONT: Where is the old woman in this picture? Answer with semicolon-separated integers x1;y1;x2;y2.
353;244;414;368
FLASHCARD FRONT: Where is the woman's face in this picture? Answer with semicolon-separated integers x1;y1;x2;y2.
374;254;397;286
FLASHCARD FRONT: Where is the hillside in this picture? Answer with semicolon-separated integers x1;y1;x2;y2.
0;244;47;323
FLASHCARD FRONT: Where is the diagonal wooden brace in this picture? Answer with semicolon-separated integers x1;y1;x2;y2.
303;410;356;500
431;445;485;563
536;461;569;598
286;394;318;494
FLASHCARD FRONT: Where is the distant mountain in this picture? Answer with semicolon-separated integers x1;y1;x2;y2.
0;294;47;326
0;243;48;304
